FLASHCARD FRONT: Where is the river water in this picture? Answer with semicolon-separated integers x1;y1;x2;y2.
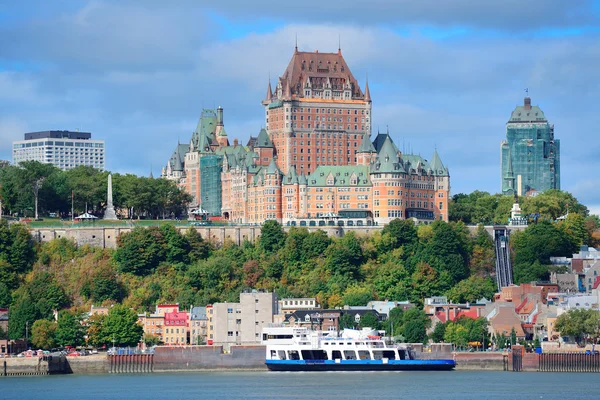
1;371;597;399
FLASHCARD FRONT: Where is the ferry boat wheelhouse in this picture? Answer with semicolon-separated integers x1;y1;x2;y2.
262;326;455;371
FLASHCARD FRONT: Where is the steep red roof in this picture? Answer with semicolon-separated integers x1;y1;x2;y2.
435;311;447;323
279;49;364;99
515;298;528;313
455;309;479;320
593;276;600;290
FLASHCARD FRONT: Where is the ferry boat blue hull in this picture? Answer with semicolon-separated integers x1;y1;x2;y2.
266;359;456;371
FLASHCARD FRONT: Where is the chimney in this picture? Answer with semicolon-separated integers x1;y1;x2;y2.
217;106;224;126
524;97;532;110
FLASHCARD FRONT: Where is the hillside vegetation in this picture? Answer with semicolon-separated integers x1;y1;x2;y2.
2;206;597;341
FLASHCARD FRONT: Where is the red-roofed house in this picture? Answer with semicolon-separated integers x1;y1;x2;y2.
163;311;189;345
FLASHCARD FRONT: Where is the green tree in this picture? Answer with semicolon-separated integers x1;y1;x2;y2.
512;221;576;283
445;276;496;304
8;223;36;274
55;310;86;347
160;224;190;264
522;189;588;220
430;322;447;343
325;232;364;285
400;308;430;344
185;228;212;262
358;312;380;330
444;323;469;349
0;282;11;307
339;313;356;329
560;213;589;247
113;227;167;275
144;334;161;347
31;319;57;349
259;221;286;254
86;314;106;348
510;328;517;346
102;304;143;347
8;291;40;340
380;219;417;251
554;309;594;345
342;284;374;306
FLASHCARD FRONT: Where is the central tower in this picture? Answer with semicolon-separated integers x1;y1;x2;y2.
262;46;372;175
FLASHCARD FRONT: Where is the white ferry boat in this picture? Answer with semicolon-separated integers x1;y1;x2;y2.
262;326;455;371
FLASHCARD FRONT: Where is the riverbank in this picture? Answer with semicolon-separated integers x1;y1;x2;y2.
4;347;599;376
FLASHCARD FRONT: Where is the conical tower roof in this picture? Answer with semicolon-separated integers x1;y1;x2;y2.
266;158;282;175
430;149;448;176
266;80;273;101
358;132;376;153
283;165;299;185
364;77;371;102
255;128;274;148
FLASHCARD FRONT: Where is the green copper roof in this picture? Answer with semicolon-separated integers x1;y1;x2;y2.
307;165;371;187
372;136;405;173
283;165;299;185
196;133;213;153
266;158;282;175
298;174;307;185
429;149;448;176
170;143;189;171
255;128;274;148
358;133;376;153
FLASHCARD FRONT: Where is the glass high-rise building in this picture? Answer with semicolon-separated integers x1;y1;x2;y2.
12;130;105;171
501;97;560;196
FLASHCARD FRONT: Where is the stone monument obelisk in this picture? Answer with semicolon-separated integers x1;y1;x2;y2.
103;174;118;220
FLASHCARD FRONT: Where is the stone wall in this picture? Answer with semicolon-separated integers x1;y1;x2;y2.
29;225;384;249
66;355;109;374
153;345;266;371
453;352;506;371
2;356;68;376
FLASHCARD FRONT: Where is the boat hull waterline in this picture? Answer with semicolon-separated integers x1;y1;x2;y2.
266;359;456;371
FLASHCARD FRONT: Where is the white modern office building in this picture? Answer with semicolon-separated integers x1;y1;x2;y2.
12;130;105;171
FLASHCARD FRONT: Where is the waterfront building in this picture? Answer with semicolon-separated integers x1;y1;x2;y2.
12;130;105;171
501;96;560;196
208;289;278;349
279;298;319;313
163;310;189;345
189;306;208;345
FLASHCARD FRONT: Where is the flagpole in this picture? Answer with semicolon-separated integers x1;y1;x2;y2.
71;190;74;223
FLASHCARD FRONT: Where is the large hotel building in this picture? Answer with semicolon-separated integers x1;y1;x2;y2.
162;47;450;225
12;130;105;171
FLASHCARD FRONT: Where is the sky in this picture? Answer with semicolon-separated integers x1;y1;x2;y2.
0;1;599;214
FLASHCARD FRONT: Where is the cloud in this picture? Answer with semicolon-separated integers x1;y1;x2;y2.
204;1;600;31
0;118;28;155
0;2;598;208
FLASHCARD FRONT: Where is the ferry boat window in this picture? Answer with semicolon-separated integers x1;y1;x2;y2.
343;350;357;360
277;350;287;360
301;350;328;360
358;350;371;360
289;350;300;360
332;350;342;360
398;350;406;360
382;350;396;360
